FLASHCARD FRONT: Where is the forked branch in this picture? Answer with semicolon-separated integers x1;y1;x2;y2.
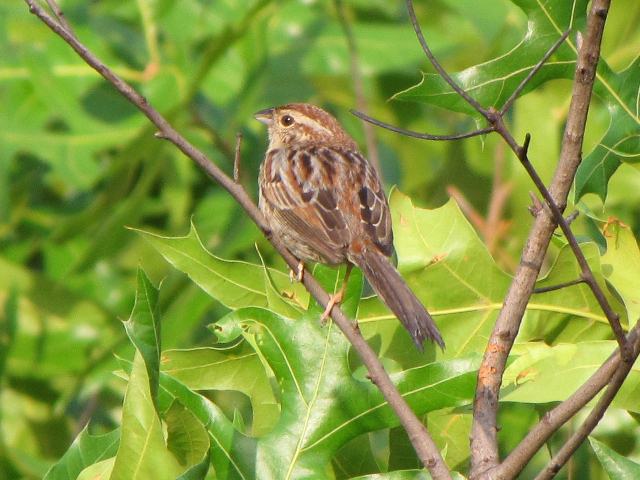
358;0;627;478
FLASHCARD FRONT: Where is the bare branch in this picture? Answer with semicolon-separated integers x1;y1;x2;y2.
45;0;74;35
406;0;487;115
534;352;637;480
492;121;629;355
24;1;451;477
532;278;586;294
403;3;626;356
470;0;618;476
233;132;242;183
500;30;570;116
351;109;493;140
405;0;624;358
491;323;640;480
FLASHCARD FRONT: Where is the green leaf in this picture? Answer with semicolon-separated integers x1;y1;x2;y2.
161;346;279;436
0;288;17;379
110;353;184;480
575;57;640;201
526;241;627;340
42;426;120;480
426;408;472;471
501;341;640;412
165;401;210;473
255;245;308;319
358;190;511;359
601;219;640;323
356;191;625;361
222;307;478;478
134;223;307;311
158;370;256;480
124;268;162;404
394;0;586;115
76;458;115;480
590;436;640;480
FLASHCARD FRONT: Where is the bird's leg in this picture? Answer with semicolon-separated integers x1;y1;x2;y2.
320;263;353;324
289;260;304;283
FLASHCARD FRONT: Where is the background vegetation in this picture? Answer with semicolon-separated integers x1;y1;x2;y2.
0;0;639;478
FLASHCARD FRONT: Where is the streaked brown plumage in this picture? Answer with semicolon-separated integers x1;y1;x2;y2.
255;103;444;350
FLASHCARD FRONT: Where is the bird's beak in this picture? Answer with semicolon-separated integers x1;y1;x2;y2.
254;108;274;125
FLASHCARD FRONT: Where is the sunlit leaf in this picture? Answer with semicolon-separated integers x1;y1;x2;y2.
135;223;307;311
110;353;184;479
161;345;280;437
575;57;640;201
123;268;162;403
43;426;119;480
394;0;586;115
222;307;478;478
601;219;640;323
501;341;640;412
590;436;640;480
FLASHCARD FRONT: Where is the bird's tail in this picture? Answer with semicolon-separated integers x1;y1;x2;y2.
353;250;444;351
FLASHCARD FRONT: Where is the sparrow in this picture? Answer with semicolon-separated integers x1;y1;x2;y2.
255;103;444;350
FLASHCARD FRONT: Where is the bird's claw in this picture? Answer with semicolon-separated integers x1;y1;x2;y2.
320;290;344;324
289;261;304;283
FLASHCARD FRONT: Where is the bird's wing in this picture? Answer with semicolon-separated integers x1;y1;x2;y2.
260;147;352;262
345;149;394;257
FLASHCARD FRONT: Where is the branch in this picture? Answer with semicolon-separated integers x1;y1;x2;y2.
470;0;617;476
406;0;627;361
405;0;487;115
404;0;629;359
534;356;636;480
490;121;628;355
358;3;626;473
499;29;570;116
24;1;451;477
532;278;586;294
351;110;493;140
491;323;640;480
233;132;242;183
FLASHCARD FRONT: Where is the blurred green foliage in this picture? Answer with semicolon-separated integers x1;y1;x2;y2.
0;0;639;478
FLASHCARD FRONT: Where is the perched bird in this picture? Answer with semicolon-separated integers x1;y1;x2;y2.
255;103;444;350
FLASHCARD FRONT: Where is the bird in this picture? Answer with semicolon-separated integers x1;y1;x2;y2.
255;103;444;350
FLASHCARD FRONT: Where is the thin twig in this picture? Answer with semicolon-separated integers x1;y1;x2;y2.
493;121;629;355
528;191;544;217
491;323;640;480
45;0;74;34
351;110;493;140
406;0;487;115
565;210;579;225
407;0;628;361
334;0;382;177
233;132;242;183
23;1;451;477
533;278;586;294
534;355;636;480
500;30;570;116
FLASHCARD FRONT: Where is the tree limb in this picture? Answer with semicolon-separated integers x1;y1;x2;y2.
470;0;617;476
492;322;640;480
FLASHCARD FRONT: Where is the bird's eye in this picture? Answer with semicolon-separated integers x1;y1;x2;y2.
280;115;295;127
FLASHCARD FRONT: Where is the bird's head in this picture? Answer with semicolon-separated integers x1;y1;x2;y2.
254;103;357;150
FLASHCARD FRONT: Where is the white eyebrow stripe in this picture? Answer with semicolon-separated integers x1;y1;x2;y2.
296;115;333;135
